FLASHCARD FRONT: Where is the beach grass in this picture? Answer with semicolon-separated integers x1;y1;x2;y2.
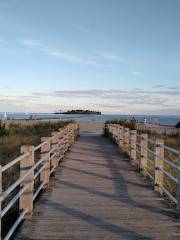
0;120;74;238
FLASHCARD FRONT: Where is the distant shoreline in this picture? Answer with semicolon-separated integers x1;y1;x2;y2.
0;113;179;126
55;110;101;115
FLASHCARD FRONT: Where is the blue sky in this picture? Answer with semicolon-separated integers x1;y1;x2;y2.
0;0;180;114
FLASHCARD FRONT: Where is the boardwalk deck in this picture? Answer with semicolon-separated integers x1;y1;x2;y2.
16;125;180;240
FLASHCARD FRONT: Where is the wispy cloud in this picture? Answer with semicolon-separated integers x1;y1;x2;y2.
32;88;180;99
21;39;42;48
1;85;180;114
31;87;180;114
153;84;166;88
20;39;118;68
168;86;180;90
100;53;124;62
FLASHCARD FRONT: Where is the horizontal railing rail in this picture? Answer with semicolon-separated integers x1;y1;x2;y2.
0;123;79;240
105;123;180;216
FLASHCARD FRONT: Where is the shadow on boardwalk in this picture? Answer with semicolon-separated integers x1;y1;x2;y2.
16;133;180;240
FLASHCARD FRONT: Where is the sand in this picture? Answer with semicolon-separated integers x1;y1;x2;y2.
78;121;104;134
138;123;179;134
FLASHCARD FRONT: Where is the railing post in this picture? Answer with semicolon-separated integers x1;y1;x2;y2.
75;123;79;137
109;124;112;135
51;132;59;169
116;125;119;145
176;151;180;217
154;139;164;195
58;128;65;162
140;134;148;174
20;146;34;218
112;124;116;142
40;137;51;187
115;125;119;144
64;127;69;151
124;128;129;153
113;124;117;143
69;125;74;145
69;126;74;146
63;127;67;154
130;130;137;165
119;126;124;149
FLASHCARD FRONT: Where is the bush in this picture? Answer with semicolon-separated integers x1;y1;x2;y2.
175;121;180;128
0;121;9;136
105;118;136;130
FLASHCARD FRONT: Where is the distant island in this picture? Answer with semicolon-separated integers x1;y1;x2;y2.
55;110;101;115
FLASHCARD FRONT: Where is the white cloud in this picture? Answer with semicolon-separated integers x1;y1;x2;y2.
21;39;42;48
30;87;180;114
1;89;179;114
20;39;119;68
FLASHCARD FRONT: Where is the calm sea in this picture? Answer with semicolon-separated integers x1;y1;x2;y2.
0;112;180;126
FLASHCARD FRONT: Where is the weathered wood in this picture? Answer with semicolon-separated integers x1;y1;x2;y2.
58;128;65;161
114;124;119;143
140;134;148;175
119;126;124;148
154;139;164;194
20;146;34;218
124;127;129;153
40;137;51;186
16;131;179;240
130;130;137;165
51;132;59;169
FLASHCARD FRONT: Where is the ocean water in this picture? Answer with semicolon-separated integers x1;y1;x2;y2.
0;112;180;126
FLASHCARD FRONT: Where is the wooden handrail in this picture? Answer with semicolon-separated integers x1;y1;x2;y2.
0;122;79;240
105;123;180;216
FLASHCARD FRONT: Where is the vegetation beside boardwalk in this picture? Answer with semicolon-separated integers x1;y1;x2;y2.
104;119;180;207
104;119;180;148
0;120;74;168
0;120;75;238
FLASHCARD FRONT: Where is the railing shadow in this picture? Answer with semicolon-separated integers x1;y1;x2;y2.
41;199;150;240
62;134;175;218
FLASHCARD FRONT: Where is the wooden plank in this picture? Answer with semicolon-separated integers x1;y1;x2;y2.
16;128;180;240
20;146;34;218
154;139;164;195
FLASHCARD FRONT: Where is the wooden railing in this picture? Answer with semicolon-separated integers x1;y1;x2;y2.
0;123;79;240
105;123;180;216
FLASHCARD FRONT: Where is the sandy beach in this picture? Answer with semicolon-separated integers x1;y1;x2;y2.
138;123;180;134
78;121;104;134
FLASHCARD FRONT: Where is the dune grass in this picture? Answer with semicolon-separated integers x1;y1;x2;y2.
0;120;74;238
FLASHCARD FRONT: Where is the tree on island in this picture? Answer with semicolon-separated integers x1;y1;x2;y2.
61;109;101;115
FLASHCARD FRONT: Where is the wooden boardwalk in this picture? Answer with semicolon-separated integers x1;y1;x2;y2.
16;126;180;239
